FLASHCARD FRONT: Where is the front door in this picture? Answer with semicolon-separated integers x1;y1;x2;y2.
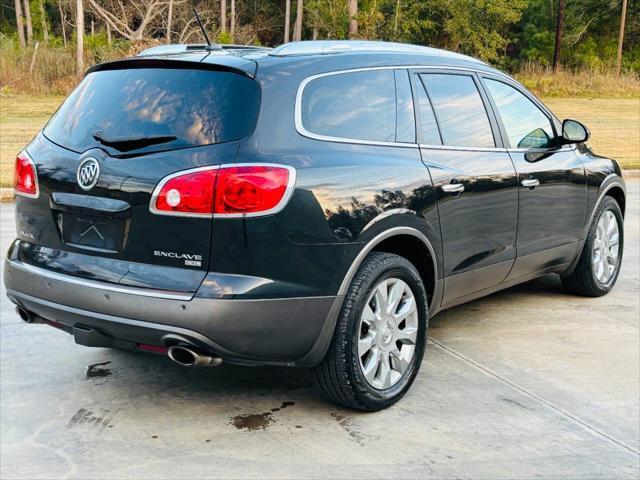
480;76;587;280
412;71;519;305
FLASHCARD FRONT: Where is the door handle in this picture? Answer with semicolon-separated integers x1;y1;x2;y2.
442;183;465;194
521;178;540;189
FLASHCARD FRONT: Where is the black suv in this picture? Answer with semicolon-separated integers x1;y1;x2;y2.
5;41;626;411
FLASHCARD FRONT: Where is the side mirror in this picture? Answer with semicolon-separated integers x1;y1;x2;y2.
562;119;590;145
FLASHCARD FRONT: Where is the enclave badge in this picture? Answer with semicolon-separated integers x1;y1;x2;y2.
77;158;100;191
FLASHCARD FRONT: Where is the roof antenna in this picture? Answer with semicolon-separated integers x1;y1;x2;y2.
191;0;213;48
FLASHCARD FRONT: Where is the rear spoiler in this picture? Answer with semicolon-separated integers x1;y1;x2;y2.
86;54;259;79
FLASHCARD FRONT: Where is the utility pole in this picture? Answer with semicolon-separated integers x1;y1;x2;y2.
615;0;628;76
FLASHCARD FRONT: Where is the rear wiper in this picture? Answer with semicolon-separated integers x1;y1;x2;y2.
92;132;177;152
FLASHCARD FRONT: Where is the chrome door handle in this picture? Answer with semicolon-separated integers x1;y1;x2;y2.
442;183;465;194
521;178;540;189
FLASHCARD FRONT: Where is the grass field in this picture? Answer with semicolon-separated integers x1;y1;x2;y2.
0;94;638;187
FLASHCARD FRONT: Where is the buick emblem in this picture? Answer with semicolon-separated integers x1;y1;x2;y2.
77;158;100;191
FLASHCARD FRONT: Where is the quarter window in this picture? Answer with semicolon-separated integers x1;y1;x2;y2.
300;70;397;143
483;78;556;149
419;73;495;148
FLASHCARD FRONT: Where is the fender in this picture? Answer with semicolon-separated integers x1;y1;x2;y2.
562;174;626;277
297;225;441;367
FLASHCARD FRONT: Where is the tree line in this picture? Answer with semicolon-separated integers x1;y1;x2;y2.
0;0;638;75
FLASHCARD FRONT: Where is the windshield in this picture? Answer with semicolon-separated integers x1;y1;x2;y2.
44;67;260;154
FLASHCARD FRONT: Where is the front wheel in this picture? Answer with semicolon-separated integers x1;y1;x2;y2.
562;196;624;297
313;252;428;411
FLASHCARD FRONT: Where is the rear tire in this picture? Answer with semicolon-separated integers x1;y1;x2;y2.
313;252;428;411
562;196;623;297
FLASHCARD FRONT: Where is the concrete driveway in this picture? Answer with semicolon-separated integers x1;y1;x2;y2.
1;181;638;479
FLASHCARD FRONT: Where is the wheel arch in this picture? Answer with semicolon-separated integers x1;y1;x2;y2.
337;226;439;308
297;226;441;367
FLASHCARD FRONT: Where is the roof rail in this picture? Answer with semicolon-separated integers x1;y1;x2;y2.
270;40;483;63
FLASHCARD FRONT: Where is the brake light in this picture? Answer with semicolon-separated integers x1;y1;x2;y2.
14;151;39;198
213;165;294;217
150;164;295;218
151;167;217;217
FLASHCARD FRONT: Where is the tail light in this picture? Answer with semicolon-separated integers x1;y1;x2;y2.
14;150;39;198
150;164;295;218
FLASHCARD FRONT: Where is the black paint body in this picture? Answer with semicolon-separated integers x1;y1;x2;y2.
4;45;626;366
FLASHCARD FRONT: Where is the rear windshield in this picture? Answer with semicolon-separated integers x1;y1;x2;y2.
44;67;260;154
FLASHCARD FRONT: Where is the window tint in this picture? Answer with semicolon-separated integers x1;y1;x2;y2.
44;68;260;155
420;74;495;148
301;70;396;142
395;70;416;143
415;77;441;145
484;78;556;149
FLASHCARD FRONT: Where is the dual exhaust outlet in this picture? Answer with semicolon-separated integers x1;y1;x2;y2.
17;306;221;368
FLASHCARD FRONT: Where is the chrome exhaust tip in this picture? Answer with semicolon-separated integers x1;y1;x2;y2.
15;307;42;324
167;346;222;367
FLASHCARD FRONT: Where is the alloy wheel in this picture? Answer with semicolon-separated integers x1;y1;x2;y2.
358;278;418;390
592;210;620;285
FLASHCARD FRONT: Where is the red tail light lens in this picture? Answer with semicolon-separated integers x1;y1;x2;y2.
151;167;217;217
14;151;39;198
151;164;295;218
213;165;294;217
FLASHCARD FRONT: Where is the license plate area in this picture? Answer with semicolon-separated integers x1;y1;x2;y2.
60;212;127;253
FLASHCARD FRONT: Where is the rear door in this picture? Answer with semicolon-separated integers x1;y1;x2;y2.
412;70;518;305
479;75;586;279
15;63;260;291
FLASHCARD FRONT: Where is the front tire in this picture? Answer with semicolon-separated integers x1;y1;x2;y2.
313;252;428;411
562;196;624;297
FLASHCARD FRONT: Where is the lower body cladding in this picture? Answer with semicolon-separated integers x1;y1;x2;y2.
4;259;341;367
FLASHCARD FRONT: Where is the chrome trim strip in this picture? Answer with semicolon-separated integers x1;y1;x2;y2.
14;150;40;199
419;144;508;153
361;208;416;233
9;260;194;301
337;226;438;296
585;179;626;229
294;65;511;149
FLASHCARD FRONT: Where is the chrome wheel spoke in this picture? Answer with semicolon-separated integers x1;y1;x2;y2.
373;280;388;314
378;352;392;389
390;347;410;374
358;332;375;357
394;297;416;322
362;346;380;384
386;280;405;315
396;326;418;345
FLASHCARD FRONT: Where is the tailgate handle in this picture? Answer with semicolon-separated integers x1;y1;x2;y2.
50;192;131;218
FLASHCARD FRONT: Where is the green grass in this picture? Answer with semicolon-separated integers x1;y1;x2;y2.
0;93;638;188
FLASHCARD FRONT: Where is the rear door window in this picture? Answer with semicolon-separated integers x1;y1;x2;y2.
44;67;260;155
300;69;414;143
483;78;556;149
419;73;495;148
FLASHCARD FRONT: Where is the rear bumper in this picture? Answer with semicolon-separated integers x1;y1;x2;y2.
4;258;342;366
